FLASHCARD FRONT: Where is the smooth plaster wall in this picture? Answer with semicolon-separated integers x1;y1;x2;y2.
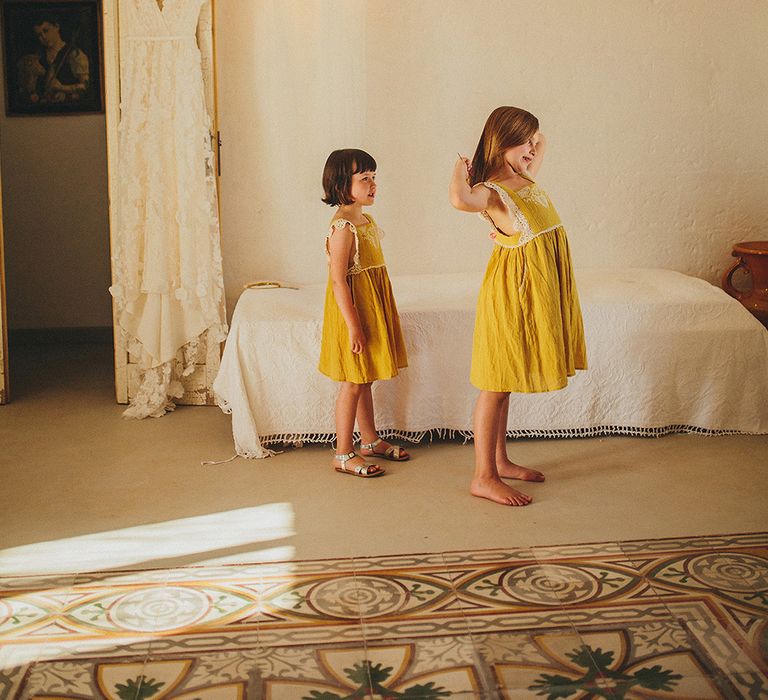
216;0;768;311
215;0;366;300
3;1;765;329
0;49;111;330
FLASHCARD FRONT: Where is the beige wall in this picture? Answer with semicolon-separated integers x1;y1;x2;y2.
217;0;768;311
215;0;367;300
3;1;766;330
0;44;111;330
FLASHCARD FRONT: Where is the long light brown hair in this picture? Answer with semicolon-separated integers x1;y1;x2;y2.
469;106;539;186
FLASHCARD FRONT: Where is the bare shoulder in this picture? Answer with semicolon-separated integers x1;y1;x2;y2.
479;183;507;213
472;182;494;202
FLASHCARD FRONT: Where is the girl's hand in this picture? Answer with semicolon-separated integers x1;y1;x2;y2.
348;325;366;354
450;154;491;212
456;154;472;180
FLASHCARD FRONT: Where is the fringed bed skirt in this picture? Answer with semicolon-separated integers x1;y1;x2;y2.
214;269;768;459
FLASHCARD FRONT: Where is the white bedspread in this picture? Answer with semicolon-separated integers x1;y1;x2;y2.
214;268;768;458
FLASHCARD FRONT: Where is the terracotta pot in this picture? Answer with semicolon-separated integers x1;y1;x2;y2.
722;241;768;328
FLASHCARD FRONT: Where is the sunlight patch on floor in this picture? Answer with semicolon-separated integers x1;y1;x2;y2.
0;504;295;575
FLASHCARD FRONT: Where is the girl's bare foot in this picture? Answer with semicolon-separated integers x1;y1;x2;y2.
497;457;545;482
471;476;532;506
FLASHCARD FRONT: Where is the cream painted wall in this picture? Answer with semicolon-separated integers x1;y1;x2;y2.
3;1;763;329
217;0;768;312
0;48;111;329
216;0;366;300
365;0;768;282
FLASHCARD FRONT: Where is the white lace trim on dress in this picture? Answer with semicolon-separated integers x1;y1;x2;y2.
479;181;555;250
516;184;550;208
326;218;361;275
357;263;386;273
494;224;561;249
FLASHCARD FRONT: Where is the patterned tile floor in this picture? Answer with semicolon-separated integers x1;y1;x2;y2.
0;532;766;699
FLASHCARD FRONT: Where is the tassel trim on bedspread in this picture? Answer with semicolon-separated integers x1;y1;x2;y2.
226;424;754;459
215;388;756;459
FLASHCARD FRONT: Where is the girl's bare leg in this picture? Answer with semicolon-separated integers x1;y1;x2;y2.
355;383;378;445
357;383;410;458
331;382;371;470
495;395;545;482
471;391;532;506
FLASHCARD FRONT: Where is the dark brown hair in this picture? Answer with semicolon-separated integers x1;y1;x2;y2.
469;106;539;185
322;149;377;206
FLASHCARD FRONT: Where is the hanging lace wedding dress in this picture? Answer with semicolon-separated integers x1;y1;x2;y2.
110;0;226;418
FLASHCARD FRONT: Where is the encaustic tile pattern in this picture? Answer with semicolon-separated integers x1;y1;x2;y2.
0;532;765;699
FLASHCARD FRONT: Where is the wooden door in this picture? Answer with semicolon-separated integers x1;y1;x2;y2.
0;161;8;405
103;0;222;406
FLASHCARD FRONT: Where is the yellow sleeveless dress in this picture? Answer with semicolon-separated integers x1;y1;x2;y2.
471;175;587;392
318;214;408;384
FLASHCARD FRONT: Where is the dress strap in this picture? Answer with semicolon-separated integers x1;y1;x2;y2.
329;218;357;234
480;182;515;216
326;218;361;273
479;182;534;244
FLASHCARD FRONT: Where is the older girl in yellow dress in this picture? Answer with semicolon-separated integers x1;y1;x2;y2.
449;106;587;506
319;149;409;477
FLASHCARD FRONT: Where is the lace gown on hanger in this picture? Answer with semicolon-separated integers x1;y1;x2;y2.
110;0;226;418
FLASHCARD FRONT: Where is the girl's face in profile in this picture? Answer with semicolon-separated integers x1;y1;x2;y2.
349;169;376;205
503;131;540;174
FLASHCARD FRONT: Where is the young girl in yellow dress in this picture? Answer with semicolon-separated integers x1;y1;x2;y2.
318;149;409;477
449;106;587;506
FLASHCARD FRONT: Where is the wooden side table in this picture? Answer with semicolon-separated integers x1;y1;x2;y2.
722;241;768;328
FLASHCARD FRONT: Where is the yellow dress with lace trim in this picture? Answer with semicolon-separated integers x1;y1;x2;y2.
472;175;587;392
318;214;408;384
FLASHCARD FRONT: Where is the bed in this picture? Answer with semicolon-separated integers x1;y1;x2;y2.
213;268;768;458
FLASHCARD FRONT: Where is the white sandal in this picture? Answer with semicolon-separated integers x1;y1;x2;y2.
333;451;385;478
359;438;410;462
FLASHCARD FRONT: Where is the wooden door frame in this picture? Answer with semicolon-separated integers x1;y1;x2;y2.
0;161;8;405
102;0;125;401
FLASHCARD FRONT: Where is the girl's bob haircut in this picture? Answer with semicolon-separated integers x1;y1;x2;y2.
469;106;539;186
322;149;377;206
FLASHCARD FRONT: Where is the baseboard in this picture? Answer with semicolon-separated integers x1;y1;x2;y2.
8;326;113;346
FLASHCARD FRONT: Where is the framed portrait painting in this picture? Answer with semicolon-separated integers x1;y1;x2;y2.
2;0;104;116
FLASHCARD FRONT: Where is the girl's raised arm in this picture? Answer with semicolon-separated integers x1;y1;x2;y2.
327;223;365;353
449;156;492;213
